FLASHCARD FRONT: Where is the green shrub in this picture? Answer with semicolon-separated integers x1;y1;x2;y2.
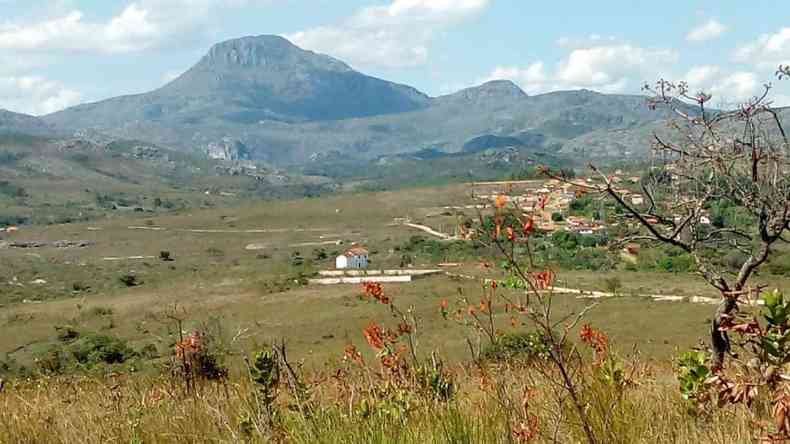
206;247;225;258
89;306;114;317
119;274;140;287
68;333;135;366
55;326;80;342
657;254;694;273
482;332;550;362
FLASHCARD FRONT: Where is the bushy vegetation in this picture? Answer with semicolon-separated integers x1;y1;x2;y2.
481;331;551;361
396;235;485;262
35;329;138;374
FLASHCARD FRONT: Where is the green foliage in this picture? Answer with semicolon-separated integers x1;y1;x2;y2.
481;332;550;362
0;181;28;199
67;333;136;366
398;235;483;262
600;276;623;295
570;196;595;214
761;290;790;364
250;350;280;392
550;231;608;250
313;248;329;261
708;199;753;230
537;236;615;271
119;274;141;287
55;326;80;342
206;247;225;258
657;253;694;273
676;351;711;401
637;246;696;273
415;362;454;402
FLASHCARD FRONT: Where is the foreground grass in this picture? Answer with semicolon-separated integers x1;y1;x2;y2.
0;362;759;444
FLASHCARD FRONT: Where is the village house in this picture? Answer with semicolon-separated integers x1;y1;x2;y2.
336;247;369;269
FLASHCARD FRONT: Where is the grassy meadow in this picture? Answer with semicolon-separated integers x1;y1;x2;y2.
0;182;786;442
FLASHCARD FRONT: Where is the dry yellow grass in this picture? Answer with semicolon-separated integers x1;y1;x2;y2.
0;361;761;444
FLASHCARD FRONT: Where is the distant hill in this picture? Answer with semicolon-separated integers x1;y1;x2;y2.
44;35;429;128
0;110;61;137
41;35;687;165
0;132;335;226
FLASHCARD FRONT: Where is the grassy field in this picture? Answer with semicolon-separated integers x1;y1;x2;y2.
2;181;787;443
3;181;778;373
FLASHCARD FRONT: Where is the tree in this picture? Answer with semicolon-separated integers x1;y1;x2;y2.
553;72;790;368
600;276;622;295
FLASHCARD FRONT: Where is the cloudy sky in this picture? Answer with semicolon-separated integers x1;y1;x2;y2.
1;0;789;115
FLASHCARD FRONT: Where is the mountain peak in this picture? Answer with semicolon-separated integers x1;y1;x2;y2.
436;79;527;104
477;80;526;94
0;109;58;136
196;34;351;72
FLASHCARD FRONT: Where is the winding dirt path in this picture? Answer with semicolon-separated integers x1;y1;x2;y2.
403;222;455;240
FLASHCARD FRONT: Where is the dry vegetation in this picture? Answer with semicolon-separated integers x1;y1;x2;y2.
3;118;790;442
0;362;760;444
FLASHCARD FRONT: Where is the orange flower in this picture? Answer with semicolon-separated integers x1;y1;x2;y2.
362;282;390;304
579;323;609;363
538;195;550;210
175;331;205;361
439;299;450;319
343;344;365;366
490;280;498;289
522;217;534;236
506;226;516;241
363;322;386;350
397;322;412;335
479;298;491;313
530;270;555;290
495;194;508;209
579;324;595;343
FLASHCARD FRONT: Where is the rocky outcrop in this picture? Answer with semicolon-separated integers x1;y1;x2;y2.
206;138;251;161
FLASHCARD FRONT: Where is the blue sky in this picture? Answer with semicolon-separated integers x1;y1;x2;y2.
1;0;789;115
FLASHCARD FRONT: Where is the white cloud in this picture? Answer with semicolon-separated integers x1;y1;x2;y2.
485;63;547;94
0;0;275;54
484;43;677;95
686;19;726;43
288;0;490;69
0;75;81;115
555;34;616;49
735;27;790;69
0;5;159;54
682;65;765;105
557;44;676;87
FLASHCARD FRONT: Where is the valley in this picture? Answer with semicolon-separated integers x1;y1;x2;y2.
1;8;790;441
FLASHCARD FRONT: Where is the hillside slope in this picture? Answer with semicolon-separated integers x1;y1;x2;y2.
0;110;61;137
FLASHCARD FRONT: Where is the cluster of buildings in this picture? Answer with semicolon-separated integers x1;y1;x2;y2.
472;179;606;235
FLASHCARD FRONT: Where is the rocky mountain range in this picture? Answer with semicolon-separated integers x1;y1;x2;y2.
24;35;685;164
4;35;717;166
0;110;61;138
